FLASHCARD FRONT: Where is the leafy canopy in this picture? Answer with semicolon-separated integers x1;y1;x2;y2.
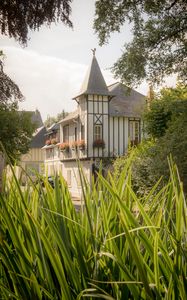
114;85;187;194
0;1;73;162
0;0;73;45
44;109;69;128
0;51;23;105
0;107;37;162
144;84;187;138
0;52;36;162
94;0;187;86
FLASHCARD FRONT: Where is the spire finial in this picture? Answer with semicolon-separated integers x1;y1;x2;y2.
91;48;96;56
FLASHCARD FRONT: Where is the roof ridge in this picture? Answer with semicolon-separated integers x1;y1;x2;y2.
107;81;120;88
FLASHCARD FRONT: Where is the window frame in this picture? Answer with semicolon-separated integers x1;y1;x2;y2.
81;124;85;140
94;124;102;141
63;125;69;143
129;119;140;146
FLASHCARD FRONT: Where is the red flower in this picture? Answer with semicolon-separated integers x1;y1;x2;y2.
59;142;70;151
71;141;78;149
78;140;85;149
51;138;58;145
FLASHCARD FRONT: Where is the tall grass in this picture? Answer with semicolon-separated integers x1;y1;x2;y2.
0;158;186;299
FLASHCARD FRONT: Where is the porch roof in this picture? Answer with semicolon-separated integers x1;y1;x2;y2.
58;109;79;124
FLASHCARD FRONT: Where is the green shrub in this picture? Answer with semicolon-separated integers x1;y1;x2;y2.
0;159;186;299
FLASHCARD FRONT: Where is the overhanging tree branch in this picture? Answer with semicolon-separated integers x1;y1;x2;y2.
94;0;187;86
0;0;73;45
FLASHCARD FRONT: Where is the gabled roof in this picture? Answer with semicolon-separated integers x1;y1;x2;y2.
73;55;112;99
18;109;45;148
30;126;47;148
19;109;43;128
30;109;43;127
108;82;146;117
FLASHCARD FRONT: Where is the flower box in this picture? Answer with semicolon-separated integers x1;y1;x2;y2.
51;138;58;145
59;142;70;152
78;140;86;150
71;141;78;150
93;139;105;149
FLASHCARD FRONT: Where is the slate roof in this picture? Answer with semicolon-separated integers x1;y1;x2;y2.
73;55;112;99
46;123;60;135
19;109;45;148
30;126;47;148
19;109;43;128
49;123;60;131
108;82;146;117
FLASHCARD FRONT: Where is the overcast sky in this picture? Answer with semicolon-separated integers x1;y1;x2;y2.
1;0;176;121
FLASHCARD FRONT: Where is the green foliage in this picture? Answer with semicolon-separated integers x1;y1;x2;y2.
114;85;187;194
0;158;186;299
151;110;187;192
44;116;57;128
144;85;187;138
0;108;37;162
0;0;72;45
113;141;156;195
0;54;36;163
44;109;69;128
0;52;23;105
144;85;187;192
94;0;187;86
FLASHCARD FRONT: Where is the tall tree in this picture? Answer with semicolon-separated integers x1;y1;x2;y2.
144;84;187;138
0;0;73;189
0;108;37;162
0;52;36;162
0;51;23;105
0;0;73;155
0;0;72;45
94;0;187;86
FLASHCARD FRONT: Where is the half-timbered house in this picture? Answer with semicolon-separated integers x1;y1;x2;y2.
44;53;146;198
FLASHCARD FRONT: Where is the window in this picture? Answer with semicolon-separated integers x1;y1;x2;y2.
63;125;69;142
129;120;140;146
81;124;85;140
67;170;71;186
94;125;102;141
75;127;77;141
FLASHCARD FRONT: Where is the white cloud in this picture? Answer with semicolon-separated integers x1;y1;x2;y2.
1;46;118;121
2;46;177;125
2;47;89;120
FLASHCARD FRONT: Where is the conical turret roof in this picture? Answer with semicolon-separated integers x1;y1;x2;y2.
73;54;112;99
